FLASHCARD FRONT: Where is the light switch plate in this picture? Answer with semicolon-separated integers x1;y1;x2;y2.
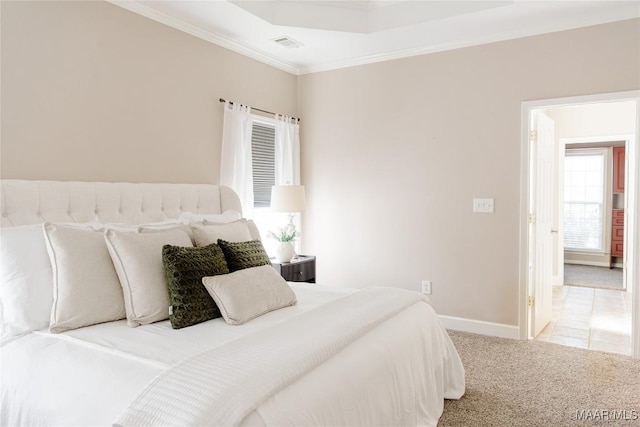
473;198;494;213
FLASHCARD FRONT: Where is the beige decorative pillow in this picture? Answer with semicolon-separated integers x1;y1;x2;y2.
43;223;126;333
202;265;297;325
201;218;261;240
104;227;193;327
179;210;242;224
191;220;252;246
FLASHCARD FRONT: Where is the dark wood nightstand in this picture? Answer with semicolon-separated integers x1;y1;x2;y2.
272;255;315;283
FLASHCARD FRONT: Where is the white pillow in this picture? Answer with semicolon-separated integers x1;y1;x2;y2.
179;210;242;224
202;219;262;241
104;227;193;327
247;220;262;241
0;225;53;344
93;220;192;233
191;220;252;247
43;223;126;333
202;265;297;325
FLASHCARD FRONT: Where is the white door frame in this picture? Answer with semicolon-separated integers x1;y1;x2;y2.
518;90;640;359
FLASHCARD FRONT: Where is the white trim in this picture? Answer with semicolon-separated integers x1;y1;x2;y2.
518;101;532;340
252;115;277;127
439;315;520;340
106;1;300;76
630;107;640;359
564;260;611;268
108;1;640;77
564;249;608;255
562;135;632;145
299;22;629;74
297;9;640;74
520;90;640;359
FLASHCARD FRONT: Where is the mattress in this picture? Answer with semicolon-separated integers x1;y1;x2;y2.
0;283;464;426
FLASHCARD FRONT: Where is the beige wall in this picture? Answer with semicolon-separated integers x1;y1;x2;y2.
0;1;297;183
298;19;640;326
2;2;639;327
546;101;637;139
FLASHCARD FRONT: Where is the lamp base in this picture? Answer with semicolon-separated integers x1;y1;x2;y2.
274;242;295;263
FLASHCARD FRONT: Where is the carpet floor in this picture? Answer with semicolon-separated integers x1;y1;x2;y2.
439;330;640;426
564;264;623;290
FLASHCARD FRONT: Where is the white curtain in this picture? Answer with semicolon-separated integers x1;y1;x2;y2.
274;115;300;186
219;101;254;218
274;114;302;251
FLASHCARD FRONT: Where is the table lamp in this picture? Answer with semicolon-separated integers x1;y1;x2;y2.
270;185;306;262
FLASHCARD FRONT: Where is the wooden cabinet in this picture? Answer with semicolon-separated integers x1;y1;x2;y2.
613;146;625;194
272;256;316;283
611;147;625;261
611;209;624;257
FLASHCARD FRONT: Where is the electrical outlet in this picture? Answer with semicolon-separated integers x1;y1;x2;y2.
421;280;432;295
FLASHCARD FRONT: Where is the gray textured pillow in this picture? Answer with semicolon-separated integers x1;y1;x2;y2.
217;239;271;272
202;265;297;325
162;244;229;329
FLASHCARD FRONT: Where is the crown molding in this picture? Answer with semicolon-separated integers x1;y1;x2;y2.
107;1;638;77
298;14;640;75
107;1;301;76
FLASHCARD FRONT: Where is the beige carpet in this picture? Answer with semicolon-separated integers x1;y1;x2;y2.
439;331;640;426
564;264;624;290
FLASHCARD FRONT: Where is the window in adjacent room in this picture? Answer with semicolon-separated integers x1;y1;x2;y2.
563;148;609;252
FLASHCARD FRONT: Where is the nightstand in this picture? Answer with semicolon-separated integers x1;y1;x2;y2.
272;255;315;283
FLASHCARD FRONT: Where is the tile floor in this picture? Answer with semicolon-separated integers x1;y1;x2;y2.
535;285;633;356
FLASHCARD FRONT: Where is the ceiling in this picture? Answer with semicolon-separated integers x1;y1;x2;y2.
110;0;640;75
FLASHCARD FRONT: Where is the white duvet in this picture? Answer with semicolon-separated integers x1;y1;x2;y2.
0;283;464;427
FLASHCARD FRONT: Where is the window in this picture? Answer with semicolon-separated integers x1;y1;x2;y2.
251;122;275;208
249;119;280;253
220;107;300;256
563;149;608;252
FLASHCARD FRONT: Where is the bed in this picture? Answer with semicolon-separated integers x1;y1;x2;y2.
0;179;465;427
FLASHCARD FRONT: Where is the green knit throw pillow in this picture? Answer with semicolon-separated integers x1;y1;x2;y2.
217;239;271;272
162;243;229;329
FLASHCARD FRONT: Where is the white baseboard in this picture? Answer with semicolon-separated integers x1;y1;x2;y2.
564;260;610;268
439;315;520;340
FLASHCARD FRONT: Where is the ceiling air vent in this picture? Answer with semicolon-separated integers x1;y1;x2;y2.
272;36;303;49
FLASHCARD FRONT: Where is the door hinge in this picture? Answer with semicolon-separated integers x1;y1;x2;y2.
529;213;536;224
528;296;535;307
530;130;537;141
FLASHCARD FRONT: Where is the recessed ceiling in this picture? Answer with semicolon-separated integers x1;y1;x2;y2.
110;0;640;75
230;1;512;33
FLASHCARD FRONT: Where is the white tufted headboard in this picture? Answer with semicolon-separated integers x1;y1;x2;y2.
0;180;242;227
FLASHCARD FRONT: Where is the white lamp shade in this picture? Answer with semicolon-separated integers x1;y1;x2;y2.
270;185;306;212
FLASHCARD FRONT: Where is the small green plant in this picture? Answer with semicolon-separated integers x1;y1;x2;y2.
268;228;297;242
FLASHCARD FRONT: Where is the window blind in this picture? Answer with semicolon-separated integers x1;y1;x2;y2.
251;123;275;208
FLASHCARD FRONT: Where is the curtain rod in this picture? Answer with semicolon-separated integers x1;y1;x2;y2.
219;98;300;122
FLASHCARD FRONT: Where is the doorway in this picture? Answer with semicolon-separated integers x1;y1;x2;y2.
519;91;640;359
